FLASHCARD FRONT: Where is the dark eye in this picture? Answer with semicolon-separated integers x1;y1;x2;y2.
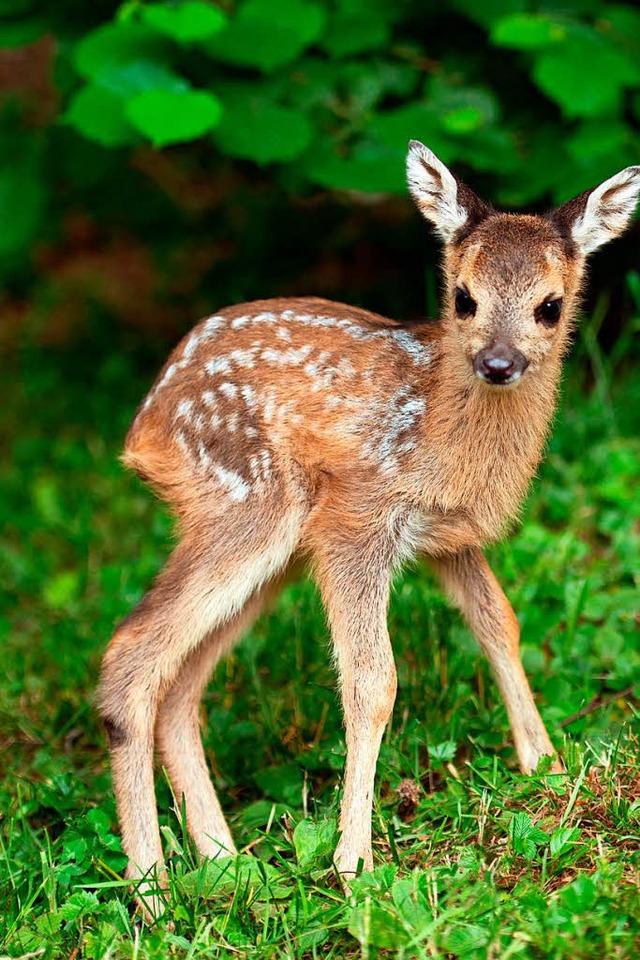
454;287;476;317
536;298;562;325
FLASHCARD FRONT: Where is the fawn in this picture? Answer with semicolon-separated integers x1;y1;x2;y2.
99;141;640;916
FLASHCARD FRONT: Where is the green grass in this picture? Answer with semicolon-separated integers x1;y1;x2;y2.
1;322;639;958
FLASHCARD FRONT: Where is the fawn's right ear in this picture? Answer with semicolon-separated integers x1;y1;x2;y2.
406;140;490;242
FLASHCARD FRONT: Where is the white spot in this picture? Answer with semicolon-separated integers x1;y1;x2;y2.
183;315;225;358
248;448;273;487
176;398;194;419
226;412;240;433
219;381;238;399
205;357;231;376
240;384;258;413
196;443;213;470
262;393;276;423
193;414;205;432
390;330;431;367
363;386;426;465
145;363;180;407
261;345;313;366
230;314;252;329
245;425;259;439
274;310;432;366
304;350;331;377
204;314;225;335
259;449;272;477
212;464;250;501
229;347;259;368
276;326;292;342
182;332;201;360
202;390;217;407
337;357;356;377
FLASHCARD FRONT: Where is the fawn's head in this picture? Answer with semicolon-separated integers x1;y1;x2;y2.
407;141;640;387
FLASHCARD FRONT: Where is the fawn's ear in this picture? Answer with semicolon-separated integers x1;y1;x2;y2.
551;166;640;256
406;140;489;242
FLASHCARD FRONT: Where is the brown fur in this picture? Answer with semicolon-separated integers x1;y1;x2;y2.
99;153;639;917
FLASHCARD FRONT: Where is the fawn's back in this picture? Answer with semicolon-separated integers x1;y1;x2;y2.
125;297;441;522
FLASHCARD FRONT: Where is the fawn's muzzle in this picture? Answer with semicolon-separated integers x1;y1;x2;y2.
473;342;529;385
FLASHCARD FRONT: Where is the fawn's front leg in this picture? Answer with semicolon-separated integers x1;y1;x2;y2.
430;547;561;774
314;534;397;877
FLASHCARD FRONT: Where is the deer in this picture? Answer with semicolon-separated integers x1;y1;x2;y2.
99;140;640;918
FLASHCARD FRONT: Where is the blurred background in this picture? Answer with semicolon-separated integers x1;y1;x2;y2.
0;0;638;359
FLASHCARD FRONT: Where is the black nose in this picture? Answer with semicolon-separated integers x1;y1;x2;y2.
473;342;528;384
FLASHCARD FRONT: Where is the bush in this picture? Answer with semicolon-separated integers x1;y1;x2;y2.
0;0;638;343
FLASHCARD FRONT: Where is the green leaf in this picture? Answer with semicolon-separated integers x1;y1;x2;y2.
74;22;171;82
566;120;629;164
180;854;292;901
43;571;80;609
349;863;398;900
440;922;490;955
373;102;452;159
320;14;389;58
348;900;409;949
560;874;597;913
509;812;548;860
533;28;640;117
56;891;100;922
293;818;338;871
550;826;582;857
390;877;433;931
92;61;189;98
426;77;499;133
253;761;303;804
65;86;139;147
204;0;327;72
126;88;222;146
142;1;227;43
428;740;457;765
305;140;406;194
491;13;567;49
214;88;312;164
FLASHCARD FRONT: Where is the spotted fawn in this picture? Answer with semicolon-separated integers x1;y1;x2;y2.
99;141;640;917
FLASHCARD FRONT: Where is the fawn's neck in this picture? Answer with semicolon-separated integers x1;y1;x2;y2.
419;337;562;540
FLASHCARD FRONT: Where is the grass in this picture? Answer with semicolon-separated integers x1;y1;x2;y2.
1;316;639;958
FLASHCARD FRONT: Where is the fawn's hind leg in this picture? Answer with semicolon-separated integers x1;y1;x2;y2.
155;569;294;861
98;504;303;916
430;547;561;774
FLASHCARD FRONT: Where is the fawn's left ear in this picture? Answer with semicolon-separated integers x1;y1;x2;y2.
551;166;640;255
406;140;490;242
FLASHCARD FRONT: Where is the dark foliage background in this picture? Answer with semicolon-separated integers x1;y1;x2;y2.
0;0;638;361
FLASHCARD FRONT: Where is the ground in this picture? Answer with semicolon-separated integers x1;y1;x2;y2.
1;318;639;958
